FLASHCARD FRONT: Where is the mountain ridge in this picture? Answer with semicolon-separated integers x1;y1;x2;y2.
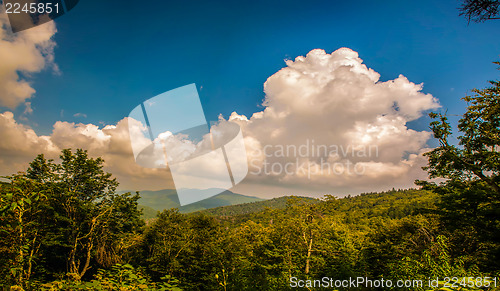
118;188;264;216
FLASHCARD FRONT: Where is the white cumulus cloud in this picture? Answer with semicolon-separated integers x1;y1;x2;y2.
228;48;440;196
0;10;58;108
0;113;174;191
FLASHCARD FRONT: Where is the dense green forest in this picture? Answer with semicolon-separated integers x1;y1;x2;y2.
1;67;499;290
0;167;496;290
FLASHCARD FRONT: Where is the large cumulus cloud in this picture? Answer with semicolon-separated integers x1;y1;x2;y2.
229;48;440;195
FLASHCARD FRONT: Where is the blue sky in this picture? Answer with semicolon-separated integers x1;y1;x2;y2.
9;0;499;135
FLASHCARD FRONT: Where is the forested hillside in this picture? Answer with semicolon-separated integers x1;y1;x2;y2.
198;196;319;217
0;161;495;290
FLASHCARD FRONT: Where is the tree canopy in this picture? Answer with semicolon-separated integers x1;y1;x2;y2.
459;0;500;22
417;62;500;271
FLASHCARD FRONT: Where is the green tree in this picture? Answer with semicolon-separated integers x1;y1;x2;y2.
13;149;143;281
141;209;193;280
0;174;47;289
417;62;500;270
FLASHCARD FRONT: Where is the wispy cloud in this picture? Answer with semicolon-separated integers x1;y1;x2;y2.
73;113;87;118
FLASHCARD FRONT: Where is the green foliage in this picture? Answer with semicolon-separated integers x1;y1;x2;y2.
38;264;182;290
135;190;480;291
388;235;479;290
417;63;500;271
0;174;46;288
199;196;319;217
0;149;145;289
139;205;159;221
2;178;497;290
